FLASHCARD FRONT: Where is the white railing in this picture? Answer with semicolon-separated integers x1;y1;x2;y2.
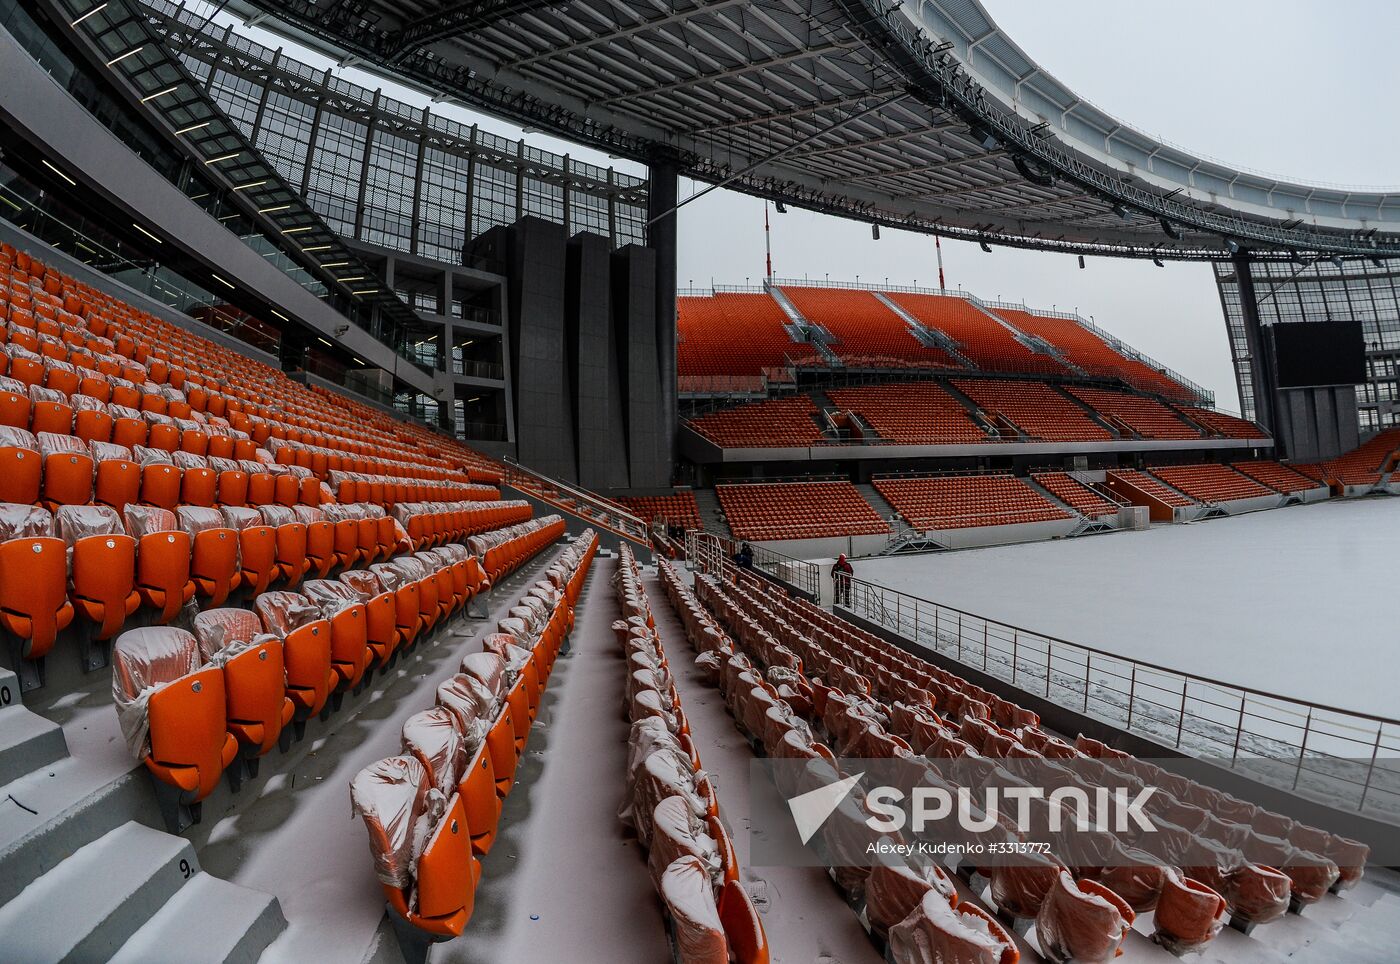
840;576;1400;823
685;529;822;600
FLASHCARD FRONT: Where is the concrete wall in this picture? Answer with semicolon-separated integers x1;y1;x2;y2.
612;245;668;488
1274;385;1361;463
567;232;629;490
500;218;577;482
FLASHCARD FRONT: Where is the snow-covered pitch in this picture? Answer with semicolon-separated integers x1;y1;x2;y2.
853;497;1398;718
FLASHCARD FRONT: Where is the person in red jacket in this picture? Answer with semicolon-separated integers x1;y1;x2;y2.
832;553;854;606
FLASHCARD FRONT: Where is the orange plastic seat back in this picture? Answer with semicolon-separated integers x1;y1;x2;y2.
412;794;477;934
60;505;137;641
126;506;193;624
0;428;42;503
180;467;217;507
0;517;72;659
140;463;182;510
73;408;114;444
40;446;94;507
94;455;141;513
216;469;248;507
179;507;240;608
247;472;275;506
145;664;232;802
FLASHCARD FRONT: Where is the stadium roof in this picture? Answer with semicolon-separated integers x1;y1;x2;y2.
226;0;1400;261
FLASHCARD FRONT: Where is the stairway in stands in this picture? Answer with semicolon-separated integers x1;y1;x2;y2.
873;291;978;368
691;487;733;538
0;667;284;962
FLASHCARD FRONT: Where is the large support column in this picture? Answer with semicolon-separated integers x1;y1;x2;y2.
647;156;680;472
499;217;577;482
613;244;667;488
1232;251;1279;441
567;232;629;490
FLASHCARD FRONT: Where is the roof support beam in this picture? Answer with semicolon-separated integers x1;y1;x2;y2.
386;0;558;63
504;0;748;71
600;43;851;107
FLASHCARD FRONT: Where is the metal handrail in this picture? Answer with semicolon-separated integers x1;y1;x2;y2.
501;457;649;543
685;529;822;600
838;574;1400;821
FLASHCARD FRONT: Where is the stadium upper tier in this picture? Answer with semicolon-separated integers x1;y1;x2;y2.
686;379;1267;451
679;283;1209;402
225;0;1400;258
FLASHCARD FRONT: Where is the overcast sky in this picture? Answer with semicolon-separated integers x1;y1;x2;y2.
219;0;1400;413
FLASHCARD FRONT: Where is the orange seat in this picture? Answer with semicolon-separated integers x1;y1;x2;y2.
0;426;42;504
259;506;309;589
37;432;94;507
302;580;371;691
92;441;141;513
295;505;335;578
177;506;241;608
369;562;423;646
192;609;294;759
112;626;238;804
0;503;73;661
435;675;503;854
222;506;278;598
339;569;399;666
138;458;182;511
0;378;32;428
58;505;139;642
71;396;114;443
350;756;479;937
173;453;217;507
124;504;195;624
28;387;73;436
254;591;332;720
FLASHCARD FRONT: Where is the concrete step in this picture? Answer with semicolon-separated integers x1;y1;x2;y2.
108;871;286;964
0;821;197;962
0;758;158;906
0;705;67;787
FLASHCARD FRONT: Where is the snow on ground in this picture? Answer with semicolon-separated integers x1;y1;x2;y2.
851;497;1400;718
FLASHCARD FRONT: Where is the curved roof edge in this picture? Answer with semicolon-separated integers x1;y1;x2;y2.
902;0;1400;247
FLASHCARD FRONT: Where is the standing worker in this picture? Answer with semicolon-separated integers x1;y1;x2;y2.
832;553;854;606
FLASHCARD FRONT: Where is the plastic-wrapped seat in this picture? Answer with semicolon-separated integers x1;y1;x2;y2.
177;506;240;608
0;376;31;429
254;590;332;720
112;626;237;804
193;609;293;759
865;856;959;941
339;569;400;665
658;857;769;964
223;506;277;598
0;503;73;660
459;651;517;788
888;891;1018;964
369;562;423;647
322;503;362;569
92;440;140;512
123;505;194;624
0;425;42;504
136;448;182;511
109;403;147;449
37;432;93;507
259;505;309;589
172;451;216;507
1034;871;1134;964
213;457;248;507
58;505;139;641
435;675;502;853
350;755;479;937
414;551;455;622
294;505;335;578
1152;869;1226;954
71;393;113;443
28;385;72;436
301;579;371;691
